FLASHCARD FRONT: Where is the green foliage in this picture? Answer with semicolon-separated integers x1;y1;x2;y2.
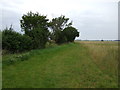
63;26;79;42
49;15;72;44
3;12;79;53
49;15;79;44
2;27;33;53
18;35;33;51
0;30;2;50
30;27;49;49
20;11;49;48
3;52;30;65
54;30;67;44
49;15;72;32
20;11;49;35
45;40;57;48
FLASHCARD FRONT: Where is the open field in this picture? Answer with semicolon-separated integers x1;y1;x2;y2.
2;41;118;88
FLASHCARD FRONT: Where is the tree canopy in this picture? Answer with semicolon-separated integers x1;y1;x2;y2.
20;11;49;36
20;11;49;49
49;15;72;33
63;26;79;42
2;11;80;53
49;15;79;44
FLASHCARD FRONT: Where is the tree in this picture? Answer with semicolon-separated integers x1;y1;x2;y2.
49;15;72;32
30;27;49;49
54;30;67;44
49;15;72;44
0;30;2;50
63;26;79;42
20;11;49;49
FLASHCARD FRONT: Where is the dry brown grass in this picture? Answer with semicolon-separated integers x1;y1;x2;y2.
77;41;118;78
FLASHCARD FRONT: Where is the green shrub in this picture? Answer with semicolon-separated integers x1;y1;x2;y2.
3;52;31;65
54;30;67;44
63;26;79;42
30;27;49;49
2;28;33;53
45;40;57;48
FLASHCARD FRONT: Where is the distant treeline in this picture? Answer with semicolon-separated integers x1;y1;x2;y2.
2;11;79;53
76;40;119;41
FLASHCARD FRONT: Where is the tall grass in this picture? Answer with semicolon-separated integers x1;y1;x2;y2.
79;41;118;78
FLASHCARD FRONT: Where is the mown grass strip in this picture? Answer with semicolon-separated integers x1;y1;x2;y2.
2;42;118;88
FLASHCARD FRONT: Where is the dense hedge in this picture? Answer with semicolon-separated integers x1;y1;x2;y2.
2;29;33;53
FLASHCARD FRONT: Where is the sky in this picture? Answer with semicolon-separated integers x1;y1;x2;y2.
0;0;119;40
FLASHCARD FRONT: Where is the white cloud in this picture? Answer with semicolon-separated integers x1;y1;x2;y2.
0;0;118;40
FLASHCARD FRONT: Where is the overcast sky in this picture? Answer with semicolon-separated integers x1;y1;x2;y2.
0;0;119;40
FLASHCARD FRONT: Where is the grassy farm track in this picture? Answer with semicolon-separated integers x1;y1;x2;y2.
2;42;118;88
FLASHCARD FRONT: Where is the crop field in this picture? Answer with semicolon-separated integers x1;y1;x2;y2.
2;41;118;88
